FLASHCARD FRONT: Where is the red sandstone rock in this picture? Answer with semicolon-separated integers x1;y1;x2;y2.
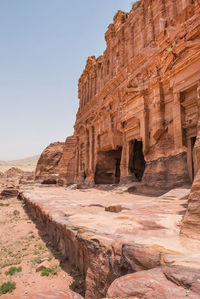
35;142;64;183
58;136;76;186
181;169;200;239
107;267;200;298
0;291;84;299
53;0;200;196
35;260;51;272
105;205;122;213
5;167;24;178
121;244;161;272
0;187;19;198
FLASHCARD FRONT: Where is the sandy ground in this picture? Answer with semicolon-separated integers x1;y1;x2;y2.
0;196;83;297
0;155;39;172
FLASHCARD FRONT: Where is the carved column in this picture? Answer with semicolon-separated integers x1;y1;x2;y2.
193;76;200;175
168;0;177;20
159;0;167;32
146;2;155;44
76;137;80;176
140;107;149;155
152;81;164;142
88;75;91;102
182;0;191;9
121;28;125;68
173;92;183;148
86;77;89;103
120;132;129;178
141;4;146;48
131;25;135;58
86;129;90;175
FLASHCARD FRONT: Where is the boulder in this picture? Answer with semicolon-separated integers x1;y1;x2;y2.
0;187;19;198
35;260;51;272
35;142;64;183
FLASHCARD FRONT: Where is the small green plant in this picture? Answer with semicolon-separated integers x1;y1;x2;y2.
41;267;57;277
31;257;41;266
132;0;141;10
70;282;77;292
1;260;21;268
13;210;20;216
0;281;16;294
167;41;177;52
5;266;22;276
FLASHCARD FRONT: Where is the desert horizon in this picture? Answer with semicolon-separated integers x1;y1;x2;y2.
0;154;40;172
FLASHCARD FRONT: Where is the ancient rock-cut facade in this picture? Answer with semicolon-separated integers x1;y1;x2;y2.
68;0;200;195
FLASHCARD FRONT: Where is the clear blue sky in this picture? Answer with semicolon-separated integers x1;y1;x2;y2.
0;0;132;161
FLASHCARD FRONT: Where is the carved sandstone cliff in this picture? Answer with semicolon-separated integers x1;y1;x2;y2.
70;0;200;195
35;142;64;184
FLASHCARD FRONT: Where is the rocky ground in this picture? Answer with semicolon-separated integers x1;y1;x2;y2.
0;185;84;297
19;185;200;299
1;174;200;298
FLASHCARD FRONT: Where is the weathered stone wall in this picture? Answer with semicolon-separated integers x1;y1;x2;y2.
35;142;64;184
71;0;200;194
58;136;76;186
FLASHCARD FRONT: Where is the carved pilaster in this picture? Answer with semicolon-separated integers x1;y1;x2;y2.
152;81;164;142
147;1;155;44
173;92;184;148
140;108;149;155
193;76;200;175
168;0;177;20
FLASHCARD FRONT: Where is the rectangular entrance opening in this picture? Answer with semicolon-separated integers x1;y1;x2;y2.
95;147;122;184
129;140;146;181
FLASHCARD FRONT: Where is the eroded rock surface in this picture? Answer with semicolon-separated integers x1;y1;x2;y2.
35;142;64;184
0;291;84;299
20;187;200;298
181;169;200;239
58;136;76;186
106;267;200;298
0;187;19;198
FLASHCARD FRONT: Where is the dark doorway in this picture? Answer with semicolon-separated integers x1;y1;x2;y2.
191;136;196;181
95;147;122;184
129;140;146;181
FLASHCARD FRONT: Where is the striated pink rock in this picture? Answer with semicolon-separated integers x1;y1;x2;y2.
35;142;64;184
0;291;84;299
181;169;200;239
107;267;200;298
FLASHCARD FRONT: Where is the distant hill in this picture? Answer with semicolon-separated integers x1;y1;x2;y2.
0;155;40;172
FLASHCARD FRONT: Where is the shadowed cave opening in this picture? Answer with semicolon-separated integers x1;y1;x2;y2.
95;147;122;184
129;140;146;181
